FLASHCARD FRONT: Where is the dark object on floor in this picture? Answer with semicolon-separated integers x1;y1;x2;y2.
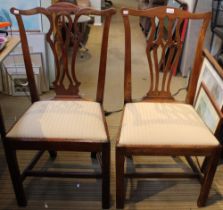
59;0;93;58
102;0;113;9
138;0;167;35
217;53;223;67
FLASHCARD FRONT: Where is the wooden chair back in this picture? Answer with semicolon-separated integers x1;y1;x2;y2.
11;2;116;103
121;6;211;103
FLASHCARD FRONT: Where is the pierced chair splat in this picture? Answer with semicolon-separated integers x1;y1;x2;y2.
1;2;116;209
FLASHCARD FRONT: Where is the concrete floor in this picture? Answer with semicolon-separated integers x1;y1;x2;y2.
1;0;223;210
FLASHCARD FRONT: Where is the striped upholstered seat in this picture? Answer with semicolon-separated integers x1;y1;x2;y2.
7;100;107;141
119;102;219;146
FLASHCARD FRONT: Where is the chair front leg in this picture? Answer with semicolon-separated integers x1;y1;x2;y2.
197;148;221;207
116;147;125;209
102;143;110;209
4;146;27;206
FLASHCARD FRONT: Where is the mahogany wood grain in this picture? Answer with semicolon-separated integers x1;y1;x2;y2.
11;4;116;101
116;6;221;209
0;107;6;138
197;148;221;207
121;6;211;103
2;2;116;209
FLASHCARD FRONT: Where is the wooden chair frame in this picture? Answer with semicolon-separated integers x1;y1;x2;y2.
116;6;221;208
0;2;116;209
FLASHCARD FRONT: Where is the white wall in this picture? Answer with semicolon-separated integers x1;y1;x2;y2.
180;0;212;76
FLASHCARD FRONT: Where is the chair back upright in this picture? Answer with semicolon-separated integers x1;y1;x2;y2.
11;2;116;103
121;6;211;104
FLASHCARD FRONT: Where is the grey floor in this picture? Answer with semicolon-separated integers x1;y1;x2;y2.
0;0;223;209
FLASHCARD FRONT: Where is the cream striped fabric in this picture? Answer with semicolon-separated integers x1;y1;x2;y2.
7;100;107;141
119;102;219;146
77;0;91;7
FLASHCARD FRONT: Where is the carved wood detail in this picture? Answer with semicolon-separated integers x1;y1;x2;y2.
11;3;116;101
121;6;211;103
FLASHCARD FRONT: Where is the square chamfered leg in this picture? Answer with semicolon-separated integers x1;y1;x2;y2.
197;147;221;207
102;142;110;209
116;148;125;209
4;146;27;206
